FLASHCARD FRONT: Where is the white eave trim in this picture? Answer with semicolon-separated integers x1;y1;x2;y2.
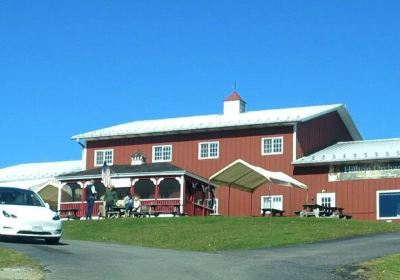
72;123;297;142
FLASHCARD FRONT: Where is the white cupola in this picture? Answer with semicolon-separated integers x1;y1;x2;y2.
223;91;246;115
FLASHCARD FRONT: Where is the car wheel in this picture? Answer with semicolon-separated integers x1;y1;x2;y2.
45;237;60;245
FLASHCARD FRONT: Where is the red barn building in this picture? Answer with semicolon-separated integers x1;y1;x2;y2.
61;92;400;221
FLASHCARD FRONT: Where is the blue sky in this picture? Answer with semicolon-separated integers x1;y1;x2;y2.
0;1;399;168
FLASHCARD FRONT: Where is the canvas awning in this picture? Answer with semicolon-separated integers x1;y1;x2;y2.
209;159;307;191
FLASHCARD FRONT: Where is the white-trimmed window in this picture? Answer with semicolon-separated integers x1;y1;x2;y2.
261;195;283;212
261;137;283;155
377;190;400;220
94;149;113;166
198;141;219;159
152;145;172;162
317;192;336;207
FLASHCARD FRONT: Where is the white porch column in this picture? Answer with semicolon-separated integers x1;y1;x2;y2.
175;176;185;213
58;183;67;211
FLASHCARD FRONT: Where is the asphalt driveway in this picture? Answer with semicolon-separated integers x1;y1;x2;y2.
2;232;400;280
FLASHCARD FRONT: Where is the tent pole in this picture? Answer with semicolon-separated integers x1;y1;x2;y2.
268;183;271;218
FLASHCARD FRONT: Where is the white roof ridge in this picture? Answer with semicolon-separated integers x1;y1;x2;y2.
73;103;349;140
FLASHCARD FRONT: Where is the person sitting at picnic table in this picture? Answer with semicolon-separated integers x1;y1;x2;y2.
103;185;118;218
123;192;133;217
131;196;141;217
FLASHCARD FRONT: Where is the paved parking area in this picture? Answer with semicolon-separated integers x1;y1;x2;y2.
1;232;400;279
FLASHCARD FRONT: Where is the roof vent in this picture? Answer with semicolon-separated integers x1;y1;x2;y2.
131;152;146;165
223;91;246;115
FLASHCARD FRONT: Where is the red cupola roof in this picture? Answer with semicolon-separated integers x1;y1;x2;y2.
224;91;244;102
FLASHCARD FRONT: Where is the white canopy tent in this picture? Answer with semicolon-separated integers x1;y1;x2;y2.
209;159;307;215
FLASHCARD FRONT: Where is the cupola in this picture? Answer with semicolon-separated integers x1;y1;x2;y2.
223;91;246;115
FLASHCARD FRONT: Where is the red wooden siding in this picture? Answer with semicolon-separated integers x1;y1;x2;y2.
86;126;296;216
86;126;296;175
294;166;400;220
296;111;353;158
83;115;400;220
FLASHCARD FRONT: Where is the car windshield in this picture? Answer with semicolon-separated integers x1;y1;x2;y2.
0;188;45;207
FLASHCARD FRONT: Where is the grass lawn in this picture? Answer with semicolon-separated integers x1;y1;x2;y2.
63;216;400;251
360;254;400;280
0;247;38;268
2;217;400;278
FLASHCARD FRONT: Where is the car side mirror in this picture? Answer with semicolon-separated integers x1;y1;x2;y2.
45;203;50;209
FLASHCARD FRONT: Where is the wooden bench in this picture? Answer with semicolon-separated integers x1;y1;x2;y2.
152;210;179;217
295;210;319;217
261;208;285;217
147;203;181;217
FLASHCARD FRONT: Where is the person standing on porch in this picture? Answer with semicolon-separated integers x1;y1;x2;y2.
85;179;97;220
104;185;118;218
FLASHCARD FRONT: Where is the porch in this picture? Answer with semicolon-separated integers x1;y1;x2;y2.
56;162;216;218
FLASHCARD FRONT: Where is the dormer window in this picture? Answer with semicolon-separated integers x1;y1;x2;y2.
131;153;146;165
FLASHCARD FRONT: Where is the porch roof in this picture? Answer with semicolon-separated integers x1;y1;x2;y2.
56;162;216;186
292;138;400;166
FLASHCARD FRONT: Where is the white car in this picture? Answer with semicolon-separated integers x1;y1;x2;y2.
0;186;62;244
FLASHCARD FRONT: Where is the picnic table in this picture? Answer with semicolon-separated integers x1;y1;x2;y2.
58;208;80;220
106;203;183;218
107;206;125;219
261;208;285;217
296;204;351;219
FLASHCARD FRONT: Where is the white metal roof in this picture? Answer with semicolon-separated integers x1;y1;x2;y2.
0;160;83;183
72;104;362;141
293;139;400;166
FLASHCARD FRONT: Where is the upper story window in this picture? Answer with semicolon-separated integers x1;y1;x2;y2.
199;141;219;159
152;145;172;162
94;149;113;166
261;137;283;155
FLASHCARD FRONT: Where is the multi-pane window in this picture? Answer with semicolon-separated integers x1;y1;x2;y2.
317;192;336;207
199;141;219;159
152;145;172;162
321;197;331;207
261;137;283;155
95;149;113;166
261;195;283;211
